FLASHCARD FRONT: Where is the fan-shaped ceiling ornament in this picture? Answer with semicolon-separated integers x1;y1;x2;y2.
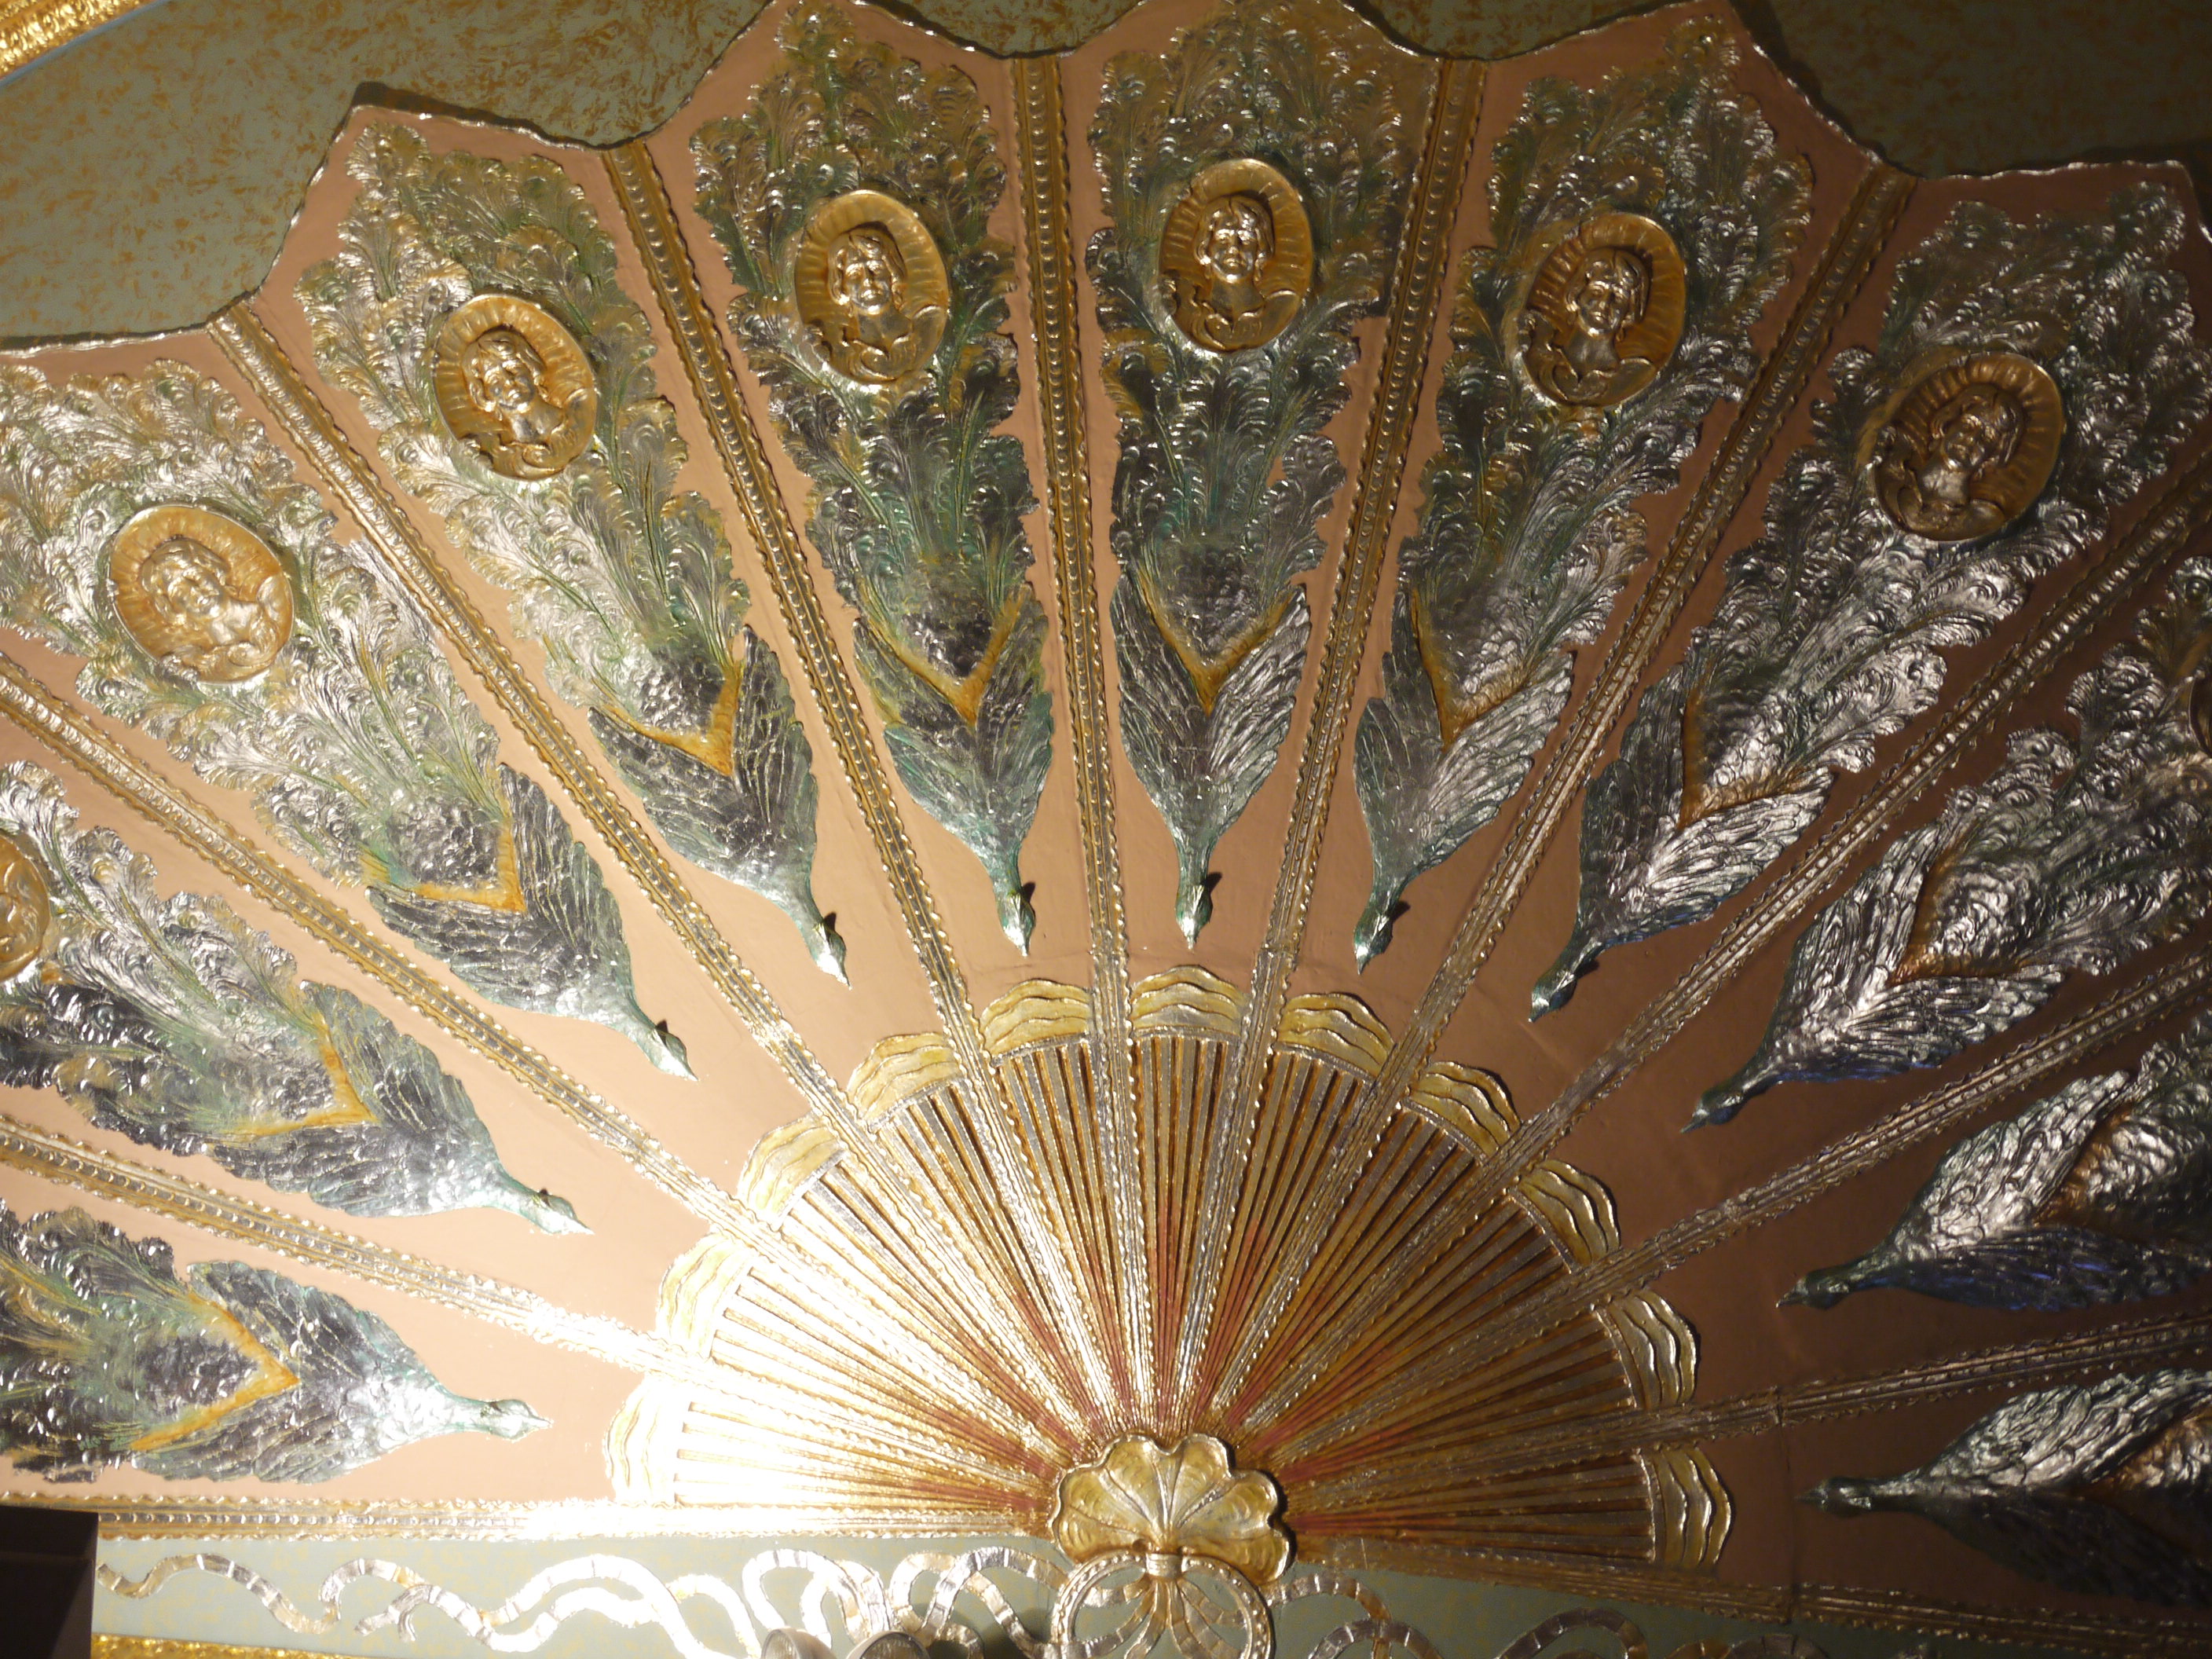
0;2;2210;1655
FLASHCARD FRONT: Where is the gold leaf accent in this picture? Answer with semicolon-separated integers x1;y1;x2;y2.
1051;1432;1291;1584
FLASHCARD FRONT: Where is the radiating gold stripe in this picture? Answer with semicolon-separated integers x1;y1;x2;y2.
1372;161;1915;1116
80;1496;1020;1538
602;141;1115;1423
1366;934;2212;1456
1013;54;1148;1412
96;1641;350;1659
0;1115;730;1389
0;0;146;81
1171;58;1482;1422
209;306;852;1123
0;649;746;1235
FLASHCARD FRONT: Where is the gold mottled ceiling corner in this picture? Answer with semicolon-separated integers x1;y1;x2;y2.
2;0;2211;339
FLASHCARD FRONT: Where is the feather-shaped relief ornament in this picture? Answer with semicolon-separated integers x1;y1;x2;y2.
1698;557;2212;1126
1806;1368;2212;1606
0;1203;546;1484
692;4;1052;950
1789;1011;2212;1312
1350;24;1810;965
0;762;582;1232
296;126;846;981
1534;184;2212;1016
1090;0;1426;943
0;361;689;1074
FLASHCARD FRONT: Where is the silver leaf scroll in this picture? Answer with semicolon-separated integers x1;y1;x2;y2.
1350;24;1810;964
1698;557;2212;1125
1535;184;2212;1016
0;361;689;1073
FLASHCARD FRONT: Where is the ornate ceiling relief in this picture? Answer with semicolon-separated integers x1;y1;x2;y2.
0;362;689;1074
693;5;1053;950
1352;22;1811;965
296;125;846;980
2;4;2212;1657
0;761;580;1229
1090;0;1426;943
1534;184;2212;1016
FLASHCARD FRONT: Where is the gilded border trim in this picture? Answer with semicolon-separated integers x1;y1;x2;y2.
0;0;145;82
0;649;749;1236
603;140;1116;1419
1170;57;1484;1420
1013;55;1149;1408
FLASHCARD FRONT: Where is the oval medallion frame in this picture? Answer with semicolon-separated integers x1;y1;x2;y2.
433;292;599;481
0;836;51;981
1860;349;2066;543
1518;210;1687;410
108;502;294;684
793;189;950;386
1159;157;1313;354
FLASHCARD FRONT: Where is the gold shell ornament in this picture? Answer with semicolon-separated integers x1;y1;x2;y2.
1519;211;1687;409
793;189;950;386
1052;1432;1292;1584
1862;350;2066;541
0;835;50;980
108;503;293;683
433;292;599;480
1160;158;1313;353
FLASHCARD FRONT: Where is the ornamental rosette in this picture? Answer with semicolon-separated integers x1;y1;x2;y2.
1050;1433;1291;1584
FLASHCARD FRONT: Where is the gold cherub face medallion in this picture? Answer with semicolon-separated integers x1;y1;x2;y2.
434;293;599;480
1160;159;1312;354
108;504;293;684
0;837;49;981
795;189;950;386
1862;350;2064;543
1519;211;1687;410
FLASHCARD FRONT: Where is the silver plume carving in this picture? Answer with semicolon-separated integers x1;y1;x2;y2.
1350;24;1810;965
1789;1009;2212;1310
0;1202;546;1483
1699;556;2212;1126
694;5;1052;949
0;761;583;1232
1805;1368;2212;1606
297;125;844;980
1535;184;2212;1016
1090;0;1425;941
0;361;688;1074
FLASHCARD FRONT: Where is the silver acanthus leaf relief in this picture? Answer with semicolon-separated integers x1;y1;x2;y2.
1789;1009;2212;1311
1091;0;1425;942
1350;24;1810;965
0;361;689;1074
1534;184;2212;1016
694;5;1053;949
1698;557;2212;1125
296;126;846;981
0;761;584;1232
1806;1368;2212;1606
0;1202;546;1484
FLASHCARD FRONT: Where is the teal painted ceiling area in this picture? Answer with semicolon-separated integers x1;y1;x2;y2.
2;0;2210;339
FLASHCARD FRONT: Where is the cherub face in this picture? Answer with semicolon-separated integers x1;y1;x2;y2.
140;537;229;624
1934;383;2023;475
463;328;550;421
1198;196;1272;284
1566;247;1649;339
830;229;904;317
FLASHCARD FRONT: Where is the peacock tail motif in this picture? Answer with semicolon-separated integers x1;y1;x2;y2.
0;761;581;1231
0;1203;545;1483
298;123;845;980
0;360;688;1074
